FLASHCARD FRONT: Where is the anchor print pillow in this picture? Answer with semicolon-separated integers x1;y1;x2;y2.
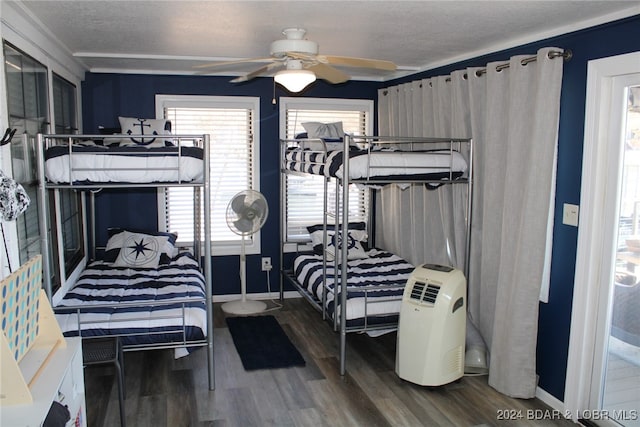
118;116;172;147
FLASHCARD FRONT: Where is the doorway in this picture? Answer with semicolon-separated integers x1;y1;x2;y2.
599;80;640;427
565;52;640;426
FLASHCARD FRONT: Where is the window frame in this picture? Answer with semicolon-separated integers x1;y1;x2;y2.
155;94;261;256
279;97;374;251
2;41;86;298
4;41;50;266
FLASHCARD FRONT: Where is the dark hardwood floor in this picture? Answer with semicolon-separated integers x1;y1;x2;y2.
83;298;576;426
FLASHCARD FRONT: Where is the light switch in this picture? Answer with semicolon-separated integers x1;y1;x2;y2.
562;203;579;227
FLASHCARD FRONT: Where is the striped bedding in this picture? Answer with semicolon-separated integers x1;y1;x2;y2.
44;144;204;184
285;148;467;181
293;248;414;323
54;253;207;356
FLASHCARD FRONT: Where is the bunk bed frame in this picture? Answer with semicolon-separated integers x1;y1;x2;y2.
36;133;215;390
280;134;473;375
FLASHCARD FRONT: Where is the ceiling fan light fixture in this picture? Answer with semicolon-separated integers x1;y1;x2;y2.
274;69;316;92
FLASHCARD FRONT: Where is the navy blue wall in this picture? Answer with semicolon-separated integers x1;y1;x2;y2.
81;74;380;300
81;14;640;402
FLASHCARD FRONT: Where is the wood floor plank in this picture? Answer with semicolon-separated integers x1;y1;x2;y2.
312;357;393;427
373;396;425;427
270;367;317;410
220;387;266;426
167;369;199;427
287;407;332;427
380;369;460;427
83;298;576;426
83;373;113;427
134;395;167;427
139;349;170;396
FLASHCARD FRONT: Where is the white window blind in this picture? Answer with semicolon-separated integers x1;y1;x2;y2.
282;98;372;241
157;96;259;254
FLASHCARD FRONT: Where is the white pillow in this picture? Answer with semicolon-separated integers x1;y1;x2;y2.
118;116;171;147
302;121;344;140
306;222;368;260
300;139;347;152
325;232;368;261
112;231;167;268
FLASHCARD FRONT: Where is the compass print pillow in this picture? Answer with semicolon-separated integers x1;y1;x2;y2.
113;231;165;268
325;231;367;261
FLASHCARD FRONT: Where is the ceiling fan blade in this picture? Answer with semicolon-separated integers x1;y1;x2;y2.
321;55;397;71
193;57;274;70
285;51;316;62
230;62;284;83
307;62;350;84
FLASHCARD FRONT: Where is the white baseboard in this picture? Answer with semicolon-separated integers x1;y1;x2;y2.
536;386;564;411
536;387;582;424
212;291;301;303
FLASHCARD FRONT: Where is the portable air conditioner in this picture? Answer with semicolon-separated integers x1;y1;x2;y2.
396;263;466;386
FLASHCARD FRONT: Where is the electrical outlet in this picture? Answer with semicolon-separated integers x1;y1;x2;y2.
261;257;272;271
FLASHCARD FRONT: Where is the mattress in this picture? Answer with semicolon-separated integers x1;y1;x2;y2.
285;148;467;181
54;253;207;355
44;144;204;184
293;248;414;323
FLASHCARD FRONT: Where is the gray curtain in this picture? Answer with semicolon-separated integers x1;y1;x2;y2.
377;47;564;398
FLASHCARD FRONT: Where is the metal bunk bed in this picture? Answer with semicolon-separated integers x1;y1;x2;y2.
280;134;473;375
36;133;215;390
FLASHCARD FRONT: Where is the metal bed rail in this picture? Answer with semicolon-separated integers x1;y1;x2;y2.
281;135;471;185
39;133;205;187
280;134;474;376
37;132;215;390
56;296;208;352
282;268;406;333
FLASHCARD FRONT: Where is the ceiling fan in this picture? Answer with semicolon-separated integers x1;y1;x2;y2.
194;28;397;92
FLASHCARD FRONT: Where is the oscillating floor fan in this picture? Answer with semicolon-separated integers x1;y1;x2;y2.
221;189;269;315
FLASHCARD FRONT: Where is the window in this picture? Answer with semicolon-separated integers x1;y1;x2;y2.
52;73;78;134
3;42;83;292
51;74;83;279
280;97;373;242
4;42;48;265
156;95;259;255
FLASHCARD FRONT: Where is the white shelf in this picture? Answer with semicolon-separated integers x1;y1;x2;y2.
1;337;85;426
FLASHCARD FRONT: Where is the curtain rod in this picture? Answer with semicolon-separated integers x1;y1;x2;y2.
472;49;572;78
383;49;572;93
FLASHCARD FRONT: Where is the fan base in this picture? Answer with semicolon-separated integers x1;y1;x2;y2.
221;299;267;315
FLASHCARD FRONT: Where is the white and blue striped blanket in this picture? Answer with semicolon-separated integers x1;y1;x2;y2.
55;253;207;356
293;248;414;322
285;148;467;181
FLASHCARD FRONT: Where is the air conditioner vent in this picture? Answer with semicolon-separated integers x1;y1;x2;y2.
410;281;426;301
422;284;440;304
409;281;440;304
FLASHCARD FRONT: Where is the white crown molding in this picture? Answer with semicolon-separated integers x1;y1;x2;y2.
408;4;640;77
74;52;257;62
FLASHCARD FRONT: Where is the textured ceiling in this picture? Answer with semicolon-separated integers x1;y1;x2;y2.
13;0;640;81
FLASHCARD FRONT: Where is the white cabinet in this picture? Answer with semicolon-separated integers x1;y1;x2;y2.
1;262;86;427
1;337;86;427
